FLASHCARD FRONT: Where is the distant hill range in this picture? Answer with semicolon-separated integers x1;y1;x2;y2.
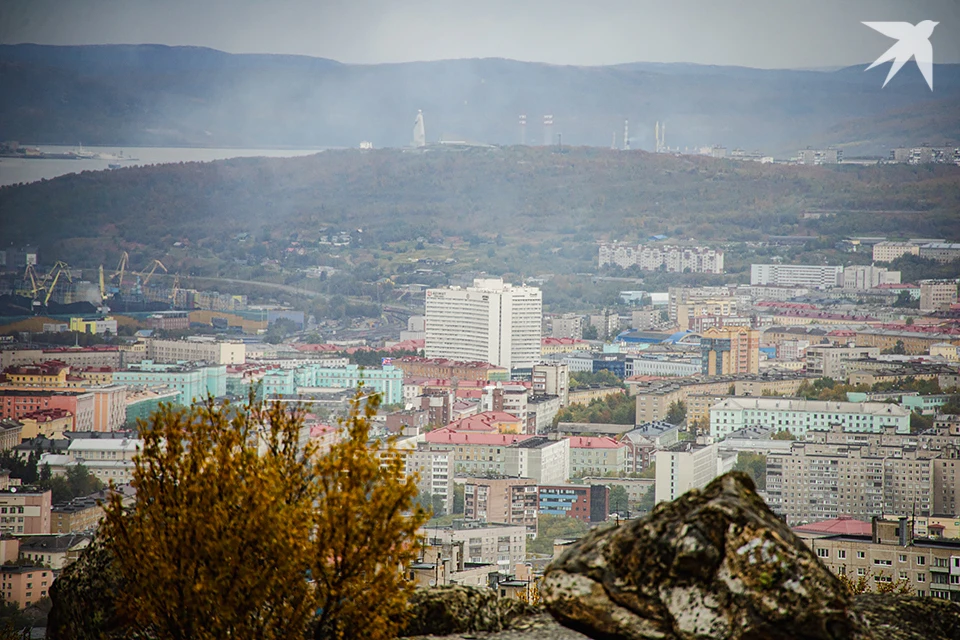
1;44;959;156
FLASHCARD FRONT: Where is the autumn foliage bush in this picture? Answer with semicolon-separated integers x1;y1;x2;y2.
53;388;428;640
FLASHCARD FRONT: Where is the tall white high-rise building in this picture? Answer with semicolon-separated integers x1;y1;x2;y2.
424;278;542;370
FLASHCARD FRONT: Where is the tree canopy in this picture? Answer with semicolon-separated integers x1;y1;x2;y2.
51;390;428;640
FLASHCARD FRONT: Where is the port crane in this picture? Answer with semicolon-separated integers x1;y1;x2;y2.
42;261;73;307
139;260;168;286
112;251;129;290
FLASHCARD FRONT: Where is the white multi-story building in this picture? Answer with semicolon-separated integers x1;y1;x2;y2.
421;523;527;569
532;363;569;406
146;337;246;366
750;264;843;289
502;436;570;485
841;265;901;290
405;446;454;514
655;441;733;503
66;437;142;484
425;278;542;370
709;397;910;440
599;244;724;274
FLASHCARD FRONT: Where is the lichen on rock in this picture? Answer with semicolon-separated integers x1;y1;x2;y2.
400;584;537;637
542;472;863;640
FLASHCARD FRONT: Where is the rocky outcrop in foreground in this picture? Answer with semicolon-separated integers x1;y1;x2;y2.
541;472;960;640
400;585;536;636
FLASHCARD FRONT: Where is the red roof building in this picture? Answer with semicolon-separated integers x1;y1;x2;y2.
792;516;872;537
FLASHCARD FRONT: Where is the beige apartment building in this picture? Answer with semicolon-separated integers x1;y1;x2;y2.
919;280;959;312
872;241;920;263
800;517;960;600
531;362;569;406
0;565;54;609
419;522;527;570
0;488;51;535
805;345;882;379
463;476;538;529
146;337;246;365
768;424;960;525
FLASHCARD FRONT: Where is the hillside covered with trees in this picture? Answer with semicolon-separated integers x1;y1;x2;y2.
2;146;959;278
2;45;960;154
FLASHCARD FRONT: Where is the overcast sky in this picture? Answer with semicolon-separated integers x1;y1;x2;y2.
1;0;958;68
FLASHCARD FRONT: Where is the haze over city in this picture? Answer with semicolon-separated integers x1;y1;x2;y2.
1;1;960;638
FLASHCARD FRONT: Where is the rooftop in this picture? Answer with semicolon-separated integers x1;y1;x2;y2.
566;436;624;450
793;516;872;537
424;430;532;446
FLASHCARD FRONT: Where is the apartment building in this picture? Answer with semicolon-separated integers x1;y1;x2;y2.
0;419;23;450
145;337;246;365
853;328;960;356
503;437;570;485
51;495;105;533
2;365;129;433
599;244;724;274
0;389;95;431
919;280;959;312
841;265;901;290
700;327;760;376
620;421;681;472
0;488;51;535
919;243;960;264
767;443;932;525
567;436;628;478
799;516;960;600
18;533;92;570
769;422;960;520
676;298;738;331
797;148;841;165
480;383;529;428
463;476;538;529
873;242;920;263
425;278;542;371
655;441;732;503
532;362;570;406
750;264;843;289
262;363;403;404
709;396;910;440
538;484;609;523
1;346;123;370
0;565;54;609
805;345;882;379
551;313;583;340
631;374;813;423
528;394;562;435
424;430;532;475
19;408;72;439
421;522;527;569
113;361;226;403
67;437;141;484
667;286;732;322
404;445;454;514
